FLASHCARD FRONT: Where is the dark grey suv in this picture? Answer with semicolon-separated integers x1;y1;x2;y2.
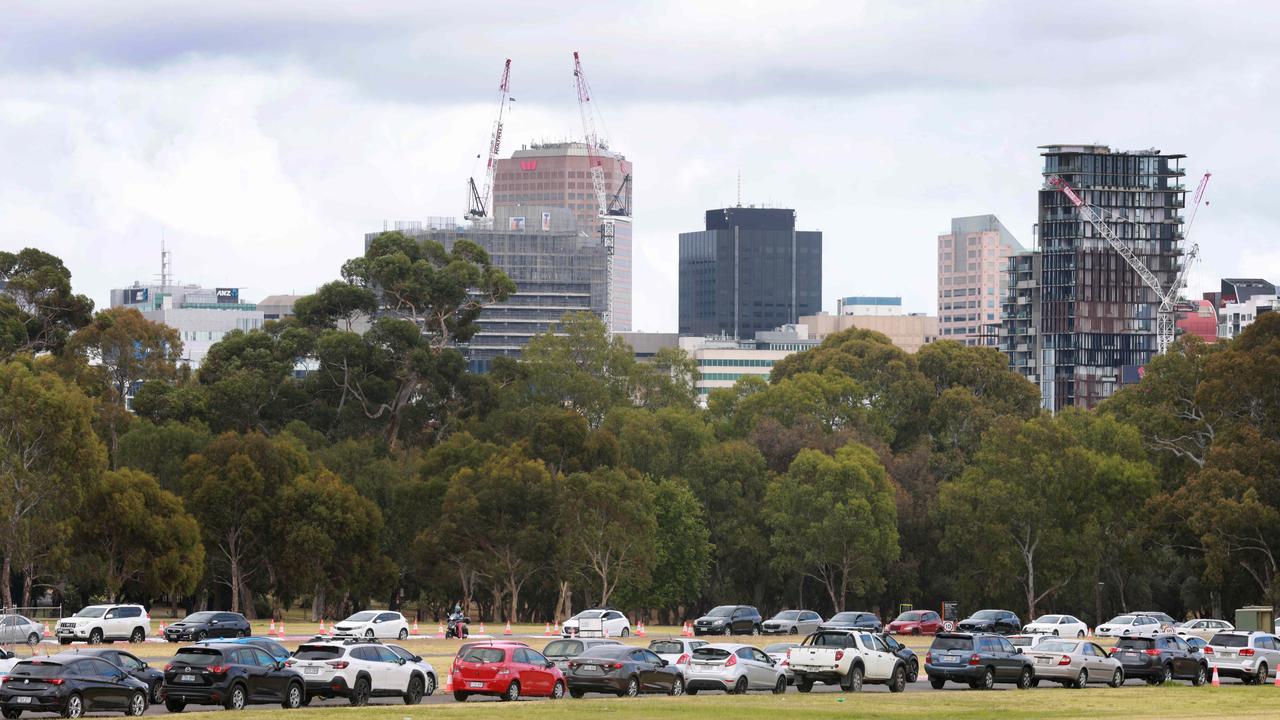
692;606;762;636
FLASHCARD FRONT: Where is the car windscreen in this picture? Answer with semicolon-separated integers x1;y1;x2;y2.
970;610;1000;620
1037;640;1077;653
805;633;854;648
897;611;924;621
1108;615;1136;625
183;612;217;623
931;636;974;651
345;612;378;622
772;611;800;621
1008;636;1033;646
705;607;734;618
649;641;684;654
765;643;797;653
1034;615;1063;624
74;607;107;618
578;645;628;659
543;641;583;657
11;662;63;678
1209;634;1249;648
460;647;505;663
829;612;859;622
575;610;605;620
293;646;343;660
692;647;731;661
1116;638;1155;649
172;649;222;666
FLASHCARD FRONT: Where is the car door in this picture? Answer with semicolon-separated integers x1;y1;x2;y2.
376;646;411;692
525;648;556;695
862;634;896;680
92;658;130;710
993;637;1018;679
1163;636;1189;677
115;651;149;689
253;647;290;701
229;648;266;701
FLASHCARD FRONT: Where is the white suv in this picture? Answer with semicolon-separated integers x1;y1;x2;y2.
331;611;410;640
57;604;149;644
288;639;429;705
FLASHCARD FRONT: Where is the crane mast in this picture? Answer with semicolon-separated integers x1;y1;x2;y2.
466;59;512;222
573;51;624;332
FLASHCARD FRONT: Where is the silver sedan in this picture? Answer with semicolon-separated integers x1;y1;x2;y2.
761;610;822;636
1026;639;1125;688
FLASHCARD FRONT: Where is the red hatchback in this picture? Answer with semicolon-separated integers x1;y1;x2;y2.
452;642;566;702
887;610;942;635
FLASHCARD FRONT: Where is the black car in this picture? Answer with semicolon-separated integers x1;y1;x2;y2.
564;645;684;698
692;606;762;636
957;610;1021;636
924;632;1034;690
818;612;883;633
542;638;621;670
76;648;165;704
163;612;252;642
162;643;305;711
0;654;150;719
878;633;919;682
1111;634;1208;685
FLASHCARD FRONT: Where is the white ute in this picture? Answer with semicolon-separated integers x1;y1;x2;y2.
786;630;910;693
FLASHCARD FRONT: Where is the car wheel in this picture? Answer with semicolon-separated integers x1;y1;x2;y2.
551;680;566;700
732;676;749;695
502;680;520;702
722;625;732;636
929;676;946;690
124;691;146;718
621;676;639;698
842;665;864;692
62;693;84;719
127;628;144;644
670;677;685;696
365;629;375;639
912;628;921;636
237;629;248;638
283;682;303;709
889;666;906;693
1110;669;1124;688
226;684;247;711
1074;669;1088;689
797;679;813;693
1160;664;1172;684
403;676;423;705
87;629;103;645
908;659;919;683
150;681;164;704
980;667;995;690
164;700;186;713
1030;678;1040;688
686;688;699;695
349;677;370;706
58;638;71;646
751;625;761;636
620;627;630;638
193;630;207;642
398;628;409;640
1257;663;1268;685
1053;630;1060;636
423;673;436;697
773;676;787;694
789;626;798;635
1077;630;1086;638
26;632;40;646
453;692;469;702
2;709;20;719
1192;664;1207;687
1017;666;1033;690
570;689;585;699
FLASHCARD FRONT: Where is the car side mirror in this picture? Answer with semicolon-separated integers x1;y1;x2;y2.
413;656;422;663
275;661;286;670
545;660;555;669
659;659;669;667
1014;648;1023;654
210;620;219;625
1189;647;1199;653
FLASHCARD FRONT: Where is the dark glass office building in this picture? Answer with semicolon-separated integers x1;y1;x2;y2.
678;207;822;339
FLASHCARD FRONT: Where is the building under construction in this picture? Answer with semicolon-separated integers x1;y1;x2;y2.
1001;144;1186;412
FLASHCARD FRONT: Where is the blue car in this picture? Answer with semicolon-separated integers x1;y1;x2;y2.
195;635;291;663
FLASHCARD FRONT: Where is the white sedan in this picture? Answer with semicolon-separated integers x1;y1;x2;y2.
1022;614;1088;638
562;609;631;638
1095;614;1160;638
330;610;410;640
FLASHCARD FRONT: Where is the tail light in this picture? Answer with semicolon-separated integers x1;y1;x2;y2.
834;650;844;662
1240;648;1255;657
1058;655;1071;666
497;668;511;676
604;662;623;670
284;659;296;666
567;661;577;670
925;652;932;664
326;661;349;669
207;665;229;675
164;664;174;672
725;654;737;667
47;679;65;686
968;654;981;666
676;654;689;665
1143;649;1161;656
1203;646;1214;655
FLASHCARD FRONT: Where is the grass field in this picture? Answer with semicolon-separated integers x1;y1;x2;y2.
225;686;1280;720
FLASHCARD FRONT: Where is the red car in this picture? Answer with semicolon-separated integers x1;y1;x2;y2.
887;610;942;635
452;642;566;702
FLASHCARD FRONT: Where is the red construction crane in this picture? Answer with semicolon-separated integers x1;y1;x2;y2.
466;58;512;221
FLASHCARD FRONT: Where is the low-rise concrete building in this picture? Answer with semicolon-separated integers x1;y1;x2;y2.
800;312;939;353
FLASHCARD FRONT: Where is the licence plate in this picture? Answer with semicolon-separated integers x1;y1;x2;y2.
1221;651;1236;658
304;667;320;675
180;675;197;683
16;697;31;705
468;682;484;689
1037;657;1051;665
943;655;959;663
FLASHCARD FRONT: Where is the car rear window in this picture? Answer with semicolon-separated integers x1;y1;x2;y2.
1116;638;1154;650
1210;634;1249;648
692;647;731;661
805;633;854;648
460;647;506;663
543;641;583;657
931;636;974;651
294;646;343;660
11;662;63;678
578;645;627;658
172;649;222;666
649;641;683;654
1008;636;1033;647
1037;640;1077;653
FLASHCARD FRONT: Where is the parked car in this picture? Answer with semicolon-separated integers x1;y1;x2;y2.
1022;614;1088;638
77;648;165;704
819;612;883;633
0;650;18;681
924;632;1034;690
331;611;409;640
542;638;621;670
647;638;708;677
1133;611;1178;631
57;604;149;645
787;630;910;693
1109;634;1208;686
692;606;762;636
1177;619;1235;642
761;610;823;636
562;609;630;638
451;642;566;702
285;639;428;705
0;654;150;718
763;643;800;684
385;643;437;697
564;645;684;698
162;642;305;711
956;610;1021;636
197;636;292;663
887;610;942;636
0;616;44;646
1025;638;1124;688
878;633;920;682
684;643;787;695
1095;614;1160;639
163;612;251;643
1206;631;1280;685
1184;636;1209;653
1008;634;1056;650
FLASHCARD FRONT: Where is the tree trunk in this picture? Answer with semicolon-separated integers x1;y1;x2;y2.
1;554;12;609
311;585;325;622
21;564;34;608
229;549;242;613
507;576;521;625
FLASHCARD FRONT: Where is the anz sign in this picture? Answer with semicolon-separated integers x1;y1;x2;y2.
215;287;240;304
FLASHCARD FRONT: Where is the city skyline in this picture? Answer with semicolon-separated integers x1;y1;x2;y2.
3;1;1277;331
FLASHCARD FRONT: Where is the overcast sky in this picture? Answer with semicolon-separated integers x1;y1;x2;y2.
3;0;1277;331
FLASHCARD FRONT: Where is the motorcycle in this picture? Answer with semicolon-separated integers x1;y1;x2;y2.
446;612;470;639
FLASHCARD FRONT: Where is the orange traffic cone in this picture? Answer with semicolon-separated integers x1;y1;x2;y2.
603;625;610;638
684;621;694;637
159;622;167;635
269;619;276;634
435;622;445;639
412;619;419;635
504;622;513;636
1212;666;1221;687
317;619;326;634
1273;668;1280;687
41;624;50;639
443;673;454;693
553;621;560;635
479;621;487;634
277;622;286;638
544;622;552;637
636;621;646;637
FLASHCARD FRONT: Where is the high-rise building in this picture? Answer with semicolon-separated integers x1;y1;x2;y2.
492;142;632;331
937;215;1024;346
367;206;606;372
678;207;822;340
837;296;902;316
1001;144;1186;412
111;283;264;367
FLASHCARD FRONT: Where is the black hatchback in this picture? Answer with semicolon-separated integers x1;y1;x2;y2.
0;654;150;719
163;643;305;712
564;645;684;698
76;648;165;704
164;612;251;642
957;610;1021;636
693;606;762;636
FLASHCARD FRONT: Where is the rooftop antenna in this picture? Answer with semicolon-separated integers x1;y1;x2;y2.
736;171;742;207
158;235;172;294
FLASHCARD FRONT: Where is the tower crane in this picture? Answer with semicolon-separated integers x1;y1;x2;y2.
1048;171;1211;356
466;59;512;223
572;51;630;332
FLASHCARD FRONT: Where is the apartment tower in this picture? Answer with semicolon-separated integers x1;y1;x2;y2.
937;215;1023;346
